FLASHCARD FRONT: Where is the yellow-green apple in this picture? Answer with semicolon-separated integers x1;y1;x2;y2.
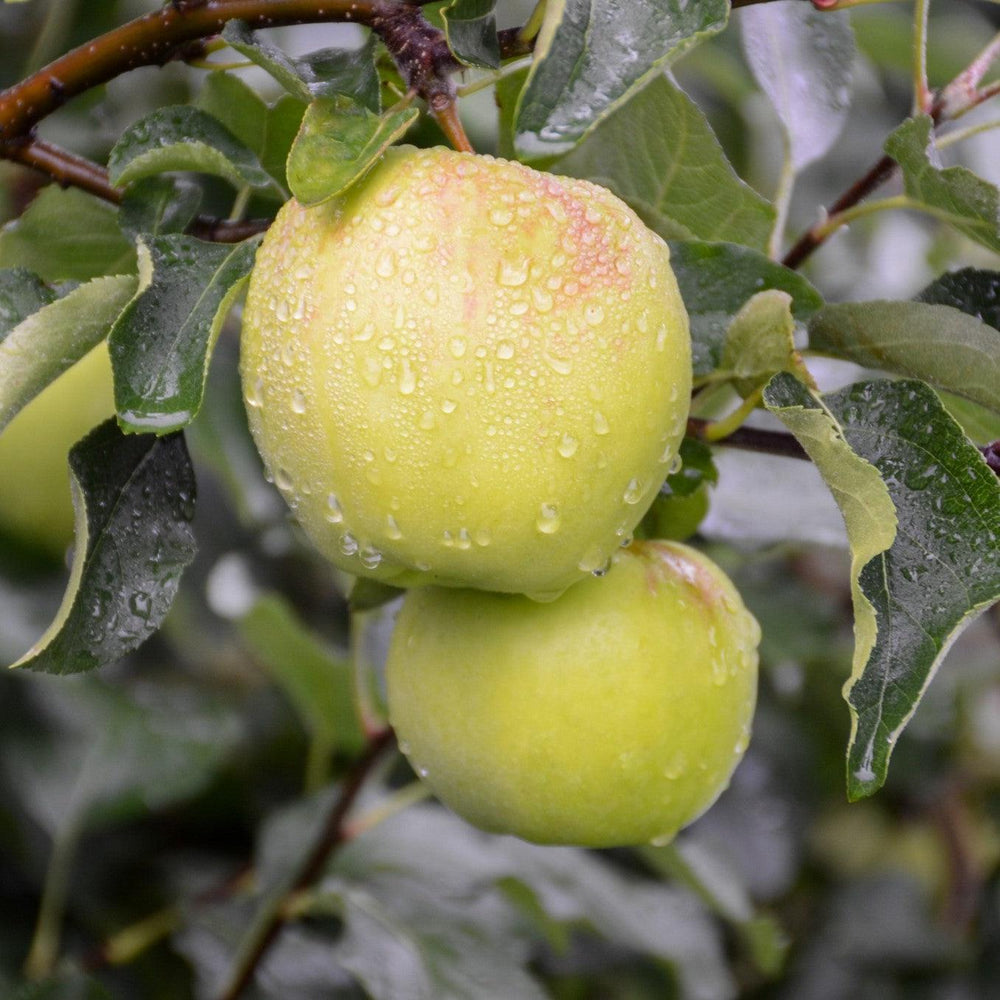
240;146;691;598
0;343;115;560
386;539;760;847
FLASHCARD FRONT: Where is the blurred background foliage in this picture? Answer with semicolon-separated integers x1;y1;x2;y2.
1;1;1000;998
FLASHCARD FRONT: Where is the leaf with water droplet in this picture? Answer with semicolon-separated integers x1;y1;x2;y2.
442;0;500;69
557;74;773;250
286;96;418;206
765;373;1000;800
513;0;729;161
109;233;261;434
11;420;197;675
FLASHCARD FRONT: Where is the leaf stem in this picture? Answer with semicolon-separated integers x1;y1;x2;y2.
702;387;766;443
768;152;796;261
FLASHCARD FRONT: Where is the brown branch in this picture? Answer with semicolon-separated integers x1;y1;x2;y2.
3;138;123;203
687;417;808;460
217;728;395;1000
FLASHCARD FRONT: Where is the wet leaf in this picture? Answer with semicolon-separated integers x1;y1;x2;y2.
108;106;277;192
286;96;418;205
886;114;1000;254
513;0;728;161
915;266;1000;329
118;176;203;239
0;275;137;434
765;373;1000;799
222;20;381;112
721;289;814;397
108;233;261;434
663;436;718;498
442;0;500;69
0;267;56;336
558;75;774;250
0;187;136;282
740;2;854;171
809;299;1000;415
14;421;197;675
668;240;822;375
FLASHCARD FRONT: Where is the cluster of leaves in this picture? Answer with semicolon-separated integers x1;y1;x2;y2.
0;0;999;997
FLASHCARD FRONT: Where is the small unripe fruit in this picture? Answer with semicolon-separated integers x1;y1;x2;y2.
387;540;760;847
0;344;115;559
240;146;691;597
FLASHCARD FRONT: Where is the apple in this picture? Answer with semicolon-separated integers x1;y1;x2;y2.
240;145;691;598
0;343;115;560
386;540;760;847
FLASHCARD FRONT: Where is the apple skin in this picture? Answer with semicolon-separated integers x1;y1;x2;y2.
240;146;691;598
386;539;760;847
0;343;115;560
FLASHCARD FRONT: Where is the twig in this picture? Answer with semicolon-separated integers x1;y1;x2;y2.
687;417;808;460
216;728;395;1000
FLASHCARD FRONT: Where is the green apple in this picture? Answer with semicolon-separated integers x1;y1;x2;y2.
240;146;691;599
386;539;760;847
0;343;115;560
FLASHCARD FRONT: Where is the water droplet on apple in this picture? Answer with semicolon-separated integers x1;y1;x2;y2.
557;434;578;458
623;478;643;504
536;503;561;534
498;259;530;287
291;389;307;414
326;493;344;523
385;515;403;540
593;410;610;435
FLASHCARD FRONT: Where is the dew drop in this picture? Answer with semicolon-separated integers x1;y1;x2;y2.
623;478;643;504
245;376;265;408
498;259;530;287
593;410;610;435
375;250;396;278
474;527;492;547
584;303;605;326
291;389;307;414
326;493;344;523
276;299;291;322
450;337;467;359
545;352;573;376
496;340;515;360
656;324;669;351
353;322;375;343
536;503;561;534
339;532;359;556
275;468;293;491
532;287;553;312
399;359;416;394
490;207;513;226
441;398;458;414
359;545;382;570
558;434;579;458
385;515;403;540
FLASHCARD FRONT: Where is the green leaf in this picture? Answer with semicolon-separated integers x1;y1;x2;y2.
740;2;854;171
442;0;500;69
513;0;729;161
195;71;308;192
118;176;203;238
915;267;1000;330
938;391;1000;444
108;106;276;192
0;275;137;434
663;436;718;498
667;240;823;376
286;96;418;205
886;115;1000;254
14;421;197;675
10;973;112;1000
0;187;136;282
557;75;773;250
222;20;381;112
721;289;814;396
108;234;261;434
0;267;56;336
495;65;528;161
239;594;364;756
808;300;1000;415
766;374;1000;799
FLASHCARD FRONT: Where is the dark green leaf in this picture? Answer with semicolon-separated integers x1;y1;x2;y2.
108;106;276;191
495;65;528;161
15;421;197;675
118;176;202;238
10;973;112;1000
108;234;260;434
740;3;854;170
886;115;1000;254
809;300;1000;415
442;0;500;69
286;96;418;205
765;374;1000;799
222;20;381;112
513;0;729;161
0;275;137;434
0;267;56;338
239;594;364;755
668;240;823;375
557;75;774;250
916;267;1000;330
0;187;136;282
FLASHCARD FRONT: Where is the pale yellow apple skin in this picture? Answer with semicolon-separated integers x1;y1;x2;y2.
0;343;114;559
240;146;691;597
386;540;760;847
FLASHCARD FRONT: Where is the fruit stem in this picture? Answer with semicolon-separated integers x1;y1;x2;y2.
702;387;765;443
